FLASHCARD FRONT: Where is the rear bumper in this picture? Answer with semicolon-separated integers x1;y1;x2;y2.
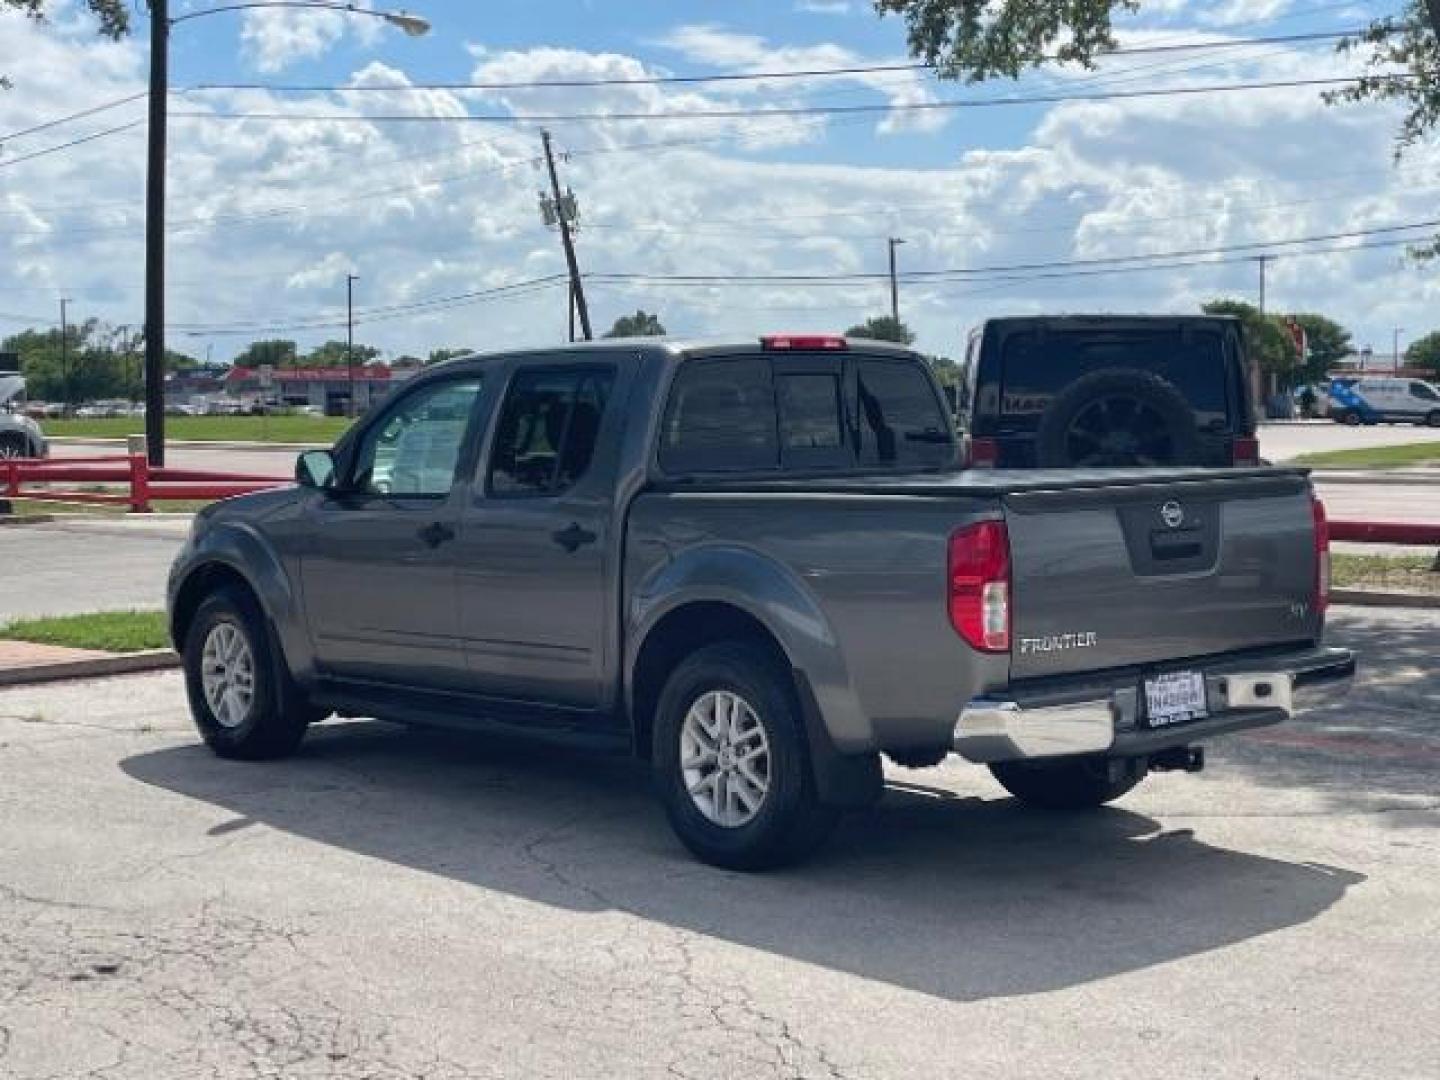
953;645;1355;765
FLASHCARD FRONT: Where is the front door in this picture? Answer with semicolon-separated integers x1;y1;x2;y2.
301;373;487;688
455;362;626;710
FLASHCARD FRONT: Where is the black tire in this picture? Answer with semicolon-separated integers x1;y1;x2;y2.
182;586;310;760
1426;411;1440;429
1340;410;1362;427
1034;368;1202;468
989;755;1147;810
653;641;838;871
0;432;27;459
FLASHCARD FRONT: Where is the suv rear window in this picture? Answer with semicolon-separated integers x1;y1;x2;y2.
1000;330;1231;433
855;359;953;466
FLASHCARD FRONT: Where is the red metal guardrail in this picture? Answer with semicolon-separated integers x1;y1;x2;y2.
1;453;289;513
1328;520;1440;546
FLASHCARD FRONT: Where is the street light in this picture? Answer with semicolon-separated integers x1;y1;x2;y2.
143;1;429;465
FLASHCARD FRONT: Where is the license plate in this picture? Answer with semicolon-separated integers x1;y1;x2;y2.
1143;671;1208;728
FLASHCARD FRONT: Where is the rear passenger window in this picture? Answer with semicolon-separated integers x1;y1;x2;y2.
488;368;614;496
777;374;843;449
855;360;953;467
661;358;778;472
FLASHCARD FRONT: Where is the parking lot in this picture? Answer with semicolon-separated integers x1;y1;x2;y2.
1;605;1435;1079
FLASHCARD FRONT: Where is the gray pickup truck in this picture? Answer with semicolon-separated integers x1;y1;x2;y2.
168;334;1354;869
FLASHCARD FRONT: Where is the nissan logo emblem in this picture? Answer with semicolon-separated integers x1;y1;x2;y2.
1160;501;1185;529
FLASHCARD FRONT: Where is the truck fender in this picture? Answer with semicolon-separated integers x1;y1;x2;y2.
627;544;881;806
171;522;315;680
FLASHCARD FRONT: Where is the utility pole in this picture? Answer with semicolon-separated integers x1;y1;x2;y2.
346;273;358;416
59;298;71;410
144;0;169;464
1256;254;1269;315
887;237;905;324
540;130;592;341
1394;328;1405;371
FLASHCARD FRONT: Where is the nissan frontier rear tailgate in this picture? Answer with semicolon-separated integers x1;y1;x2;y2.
1002;468;1322;680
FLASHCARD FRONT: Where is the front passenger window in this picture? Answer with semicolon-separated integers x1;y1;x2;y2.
353;378;483;497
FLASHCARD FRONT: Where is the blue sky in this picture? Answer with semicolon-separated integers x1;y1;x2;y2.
2;1;1436;363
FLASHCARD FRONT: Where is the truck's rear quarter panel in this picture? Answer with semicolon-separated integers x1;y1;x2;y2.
625;492;1008;751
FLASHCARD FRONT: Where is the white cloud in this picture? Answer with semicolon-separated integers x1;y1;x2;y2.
1;12;1435;365
795;1;854;14
1197;0;1292;28
239;1;385;74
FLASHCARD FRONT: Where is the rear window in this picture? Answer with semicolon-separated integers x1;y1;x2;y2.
776;373;843;450
660;357;777;472
855;359;953;467
1000;329;1232;432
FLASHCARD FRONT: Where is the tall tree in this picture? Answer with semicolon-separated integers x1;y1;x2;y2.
2;2;128;87
1202;299;1300;385
845;316;916;345
1289;313;1353;383
303;340;382;367
232;340;299;368
604;310;667;338
876;2;1440;255
1405;330;1440;372
426;347;473;366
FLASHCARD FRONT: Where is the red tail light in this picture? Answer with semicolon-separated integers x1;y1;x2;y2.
949;521;1011;652
1312;495;1330;615
761;333;847;351
1233;435;1261;466
967;436;999;469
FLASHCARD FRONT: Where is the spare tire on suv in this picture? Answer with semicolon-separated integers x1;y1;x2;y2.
1033;367;1202;468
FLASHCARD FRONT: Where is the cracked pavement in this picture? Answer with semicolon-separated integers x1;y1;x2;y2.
1;606;1437;1079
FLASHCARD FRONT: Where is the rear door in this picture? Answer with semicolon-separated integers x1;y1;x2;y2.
454;359;630;709
1003;472;1320;680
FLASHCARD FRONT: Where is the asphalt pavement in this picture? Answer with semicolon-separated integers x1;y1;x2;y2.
0;605;1435;1079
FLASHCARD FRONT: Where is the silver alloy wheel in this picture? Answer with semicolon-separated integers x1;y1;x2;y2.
680;689;771;828
201;621;256;730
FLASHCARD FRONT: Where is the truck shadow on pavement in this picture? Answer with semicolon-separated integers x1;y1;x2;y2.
122;725;1362;1003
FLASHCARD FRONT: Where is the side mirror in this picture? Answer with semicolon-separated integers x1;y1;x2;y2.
296;449;337;490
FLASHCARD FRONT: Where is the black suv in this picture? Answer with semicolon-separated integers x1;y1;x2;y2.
958;315;1259;468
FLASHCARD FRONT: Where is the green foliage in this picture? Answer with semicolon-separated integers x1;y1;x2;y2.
46;414;353;443
426;347;473;365
604;310;667;338
232;340;299;367
927;354;961;387
302;340;382;367
1201;299;1299;381
0;609;168;654
1289;313;1353;382
2;1;128;87
874;0;1134;81
1405;330;1440;372
845;316;916;345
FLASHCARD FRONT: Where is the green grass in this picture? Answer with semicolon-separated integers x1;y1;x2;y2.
47;414;352;444
0;610;170;653
1293;442;1440;469
1332;554;1440;595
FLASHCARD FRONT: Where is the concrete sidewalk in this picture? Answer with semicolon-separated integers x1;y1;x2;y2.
0;639;178;686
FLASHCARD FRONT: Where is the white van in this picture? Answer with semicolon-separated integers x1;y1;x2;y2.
1328;376;1440;427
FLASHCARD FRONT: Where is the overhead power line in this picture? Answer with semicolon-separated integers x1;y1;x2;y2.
587;218;1440;286
0;92;148;144
182;29;1381;93
0;120;145;170
169;74;1412;125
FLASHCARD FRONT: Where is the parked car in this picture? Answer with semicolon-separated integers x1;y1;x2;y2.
0;374;47;458
1328;376;1440;427
168;334;1353;869
958;315;1260;468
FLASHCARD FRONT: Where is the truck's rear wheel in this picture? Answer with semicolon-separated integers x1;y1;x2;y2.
0;432;27;459
653;642;837;870
183;586;311;760
989;756;1146;810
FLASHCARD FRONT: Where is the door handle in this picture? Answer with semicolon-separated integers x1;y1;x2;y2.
551;522;597;553
417;521;456;549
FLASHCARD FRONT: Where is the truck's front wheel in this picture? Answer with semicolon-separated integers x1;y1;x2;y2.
653;642;837;870
989;756;1146;810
